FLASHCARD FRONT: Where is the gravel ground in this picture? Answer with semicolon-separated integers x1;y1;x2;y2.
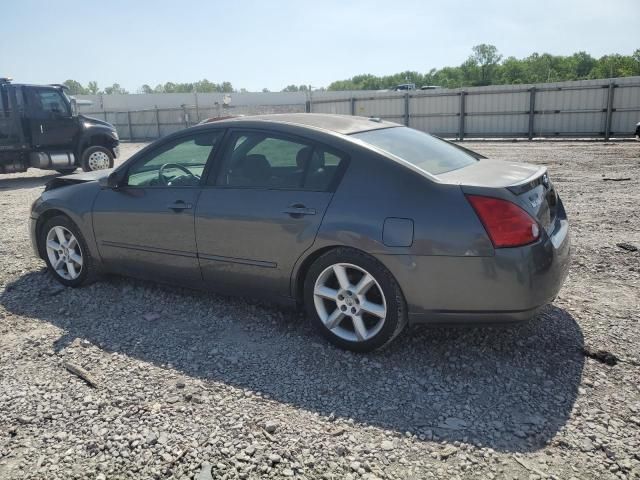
0;141;639;480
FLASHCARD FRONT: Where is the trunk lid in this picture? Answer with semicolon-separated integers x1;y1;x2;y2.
438;158;559;233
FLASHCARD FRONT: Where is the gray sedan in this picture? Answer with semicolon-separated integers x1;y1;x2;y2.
30;114;570;352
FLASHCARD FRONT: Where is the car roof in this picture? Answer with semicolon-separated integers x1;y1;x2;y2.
211;113;400;135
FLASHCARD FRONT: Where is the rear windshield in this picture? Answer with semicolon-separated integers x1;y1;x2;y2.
351;127;476;175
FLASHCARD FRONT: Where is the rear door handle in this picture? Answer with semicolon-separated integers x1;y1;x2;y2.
283;204;316;216
167;201;193;211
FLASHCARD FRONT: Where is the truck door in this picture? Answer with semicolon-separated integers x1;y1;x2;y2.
0;86;20;150
24;87;79;149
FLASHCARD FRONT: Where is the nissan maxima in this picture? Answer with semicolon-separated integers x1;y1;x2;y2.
30;114;570;352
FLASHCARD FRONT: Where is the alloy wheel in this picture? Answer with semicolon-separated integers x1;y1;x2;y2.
313;263;387;342
45;226;83;280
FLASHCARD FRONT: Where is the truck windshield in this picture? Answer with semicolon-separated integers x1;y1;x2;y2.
351;127;477;175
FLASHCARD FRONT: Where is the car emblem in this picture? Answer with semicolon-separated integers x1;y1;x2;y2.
529;193;543;208
541;174;550;189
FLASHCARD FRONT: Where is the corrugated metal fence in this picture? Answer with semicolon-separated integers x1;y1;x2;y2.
78;76;640;141
310;77;640;140
86;103;305;141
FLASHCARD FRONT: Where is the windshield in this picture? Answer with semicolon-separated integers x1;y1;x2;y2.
352;127;477;175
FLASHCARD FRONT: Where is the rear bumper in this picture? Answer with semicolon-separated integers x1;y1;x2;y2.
377;207;571;325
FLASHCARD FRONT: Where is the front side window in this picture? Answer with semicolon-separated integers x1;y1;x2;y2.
216;132;345;191
127;131;222;187
29;89;70;117
352;126;476;175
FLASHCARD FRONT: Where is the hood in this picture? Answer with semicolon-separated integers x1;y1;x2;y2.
45;168;113;191
79;114;116;129
437;158;544;188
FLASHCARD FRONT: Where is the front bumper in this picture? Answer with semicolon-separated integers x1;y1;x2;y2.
30;216;40;258
377;205;571;325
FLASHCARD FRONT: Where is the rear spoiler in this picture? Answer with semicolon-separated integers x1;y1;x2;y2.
434;136;487;160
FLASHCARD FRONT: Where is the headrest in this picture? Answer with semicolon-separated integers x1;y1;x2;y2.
296;147;313;169
296;147;325;172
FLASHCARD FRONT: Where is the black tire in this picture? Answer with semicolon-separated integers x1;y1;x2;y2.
81;145;114;172
304;247;407;352
56;168;77;175
40;215;98;287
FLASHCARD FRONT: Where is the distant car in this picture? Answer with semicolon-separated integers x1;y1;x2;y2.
636;121;640;140
391;83;416;91
30;114;570;352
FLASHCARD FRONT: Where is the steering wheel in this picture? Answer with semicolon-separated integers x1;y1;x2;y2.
158;163;197;185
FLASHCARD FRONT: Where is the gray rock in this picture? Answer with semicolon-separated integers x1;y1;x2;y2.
265;420;279;433
195;462;214;480
381;440;395;451
145;431;158;445
440;446;458;459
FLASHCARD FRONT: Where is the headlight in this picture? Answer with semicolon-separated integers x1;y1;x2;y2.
111;130;119;140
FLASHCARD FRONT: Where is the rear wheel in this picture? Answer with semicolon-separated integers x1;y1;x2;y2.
304;248;407;352
41;215;97;287
81;146;114;172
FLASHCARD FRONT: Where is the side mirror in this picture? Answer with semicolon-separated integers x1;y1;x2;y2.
99;171;125;189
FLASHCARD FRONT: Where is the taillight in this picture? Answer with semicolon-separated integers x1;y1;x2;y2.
466;195;540;248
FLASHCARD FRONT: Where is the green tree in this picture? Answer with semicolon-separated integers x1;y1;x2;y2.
103;83;128;95
568;51;596;78
470;44;502;85
86;81;100;94
62;79;87;95
591;54;639;78
498;56;526;84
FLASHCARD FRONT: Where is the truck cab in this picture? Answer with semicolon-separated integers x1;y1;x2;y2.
0;78;119;174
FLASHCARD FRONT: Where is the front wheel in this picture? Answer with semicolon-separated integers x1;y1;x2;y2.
304;248;407;352
81;146;114;172
41;215;97;287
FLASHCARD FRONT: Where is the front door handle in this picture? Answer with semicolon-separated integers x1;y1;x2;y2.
283;204;316;217
167;201;193;211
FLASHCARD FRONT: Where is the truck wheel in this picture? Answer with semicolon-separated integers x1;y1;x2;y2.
82;146;114;172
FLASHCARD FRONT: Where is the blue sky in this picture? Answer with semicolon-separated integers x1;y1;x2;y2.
1;0;638;92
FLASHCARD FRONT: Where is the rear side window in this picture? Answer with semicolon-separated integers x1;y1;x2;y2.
352;126;476;175
216;132;345;191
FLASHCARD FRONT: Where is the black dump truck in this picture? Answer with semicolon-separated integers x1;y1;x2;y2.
0;78;119;175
